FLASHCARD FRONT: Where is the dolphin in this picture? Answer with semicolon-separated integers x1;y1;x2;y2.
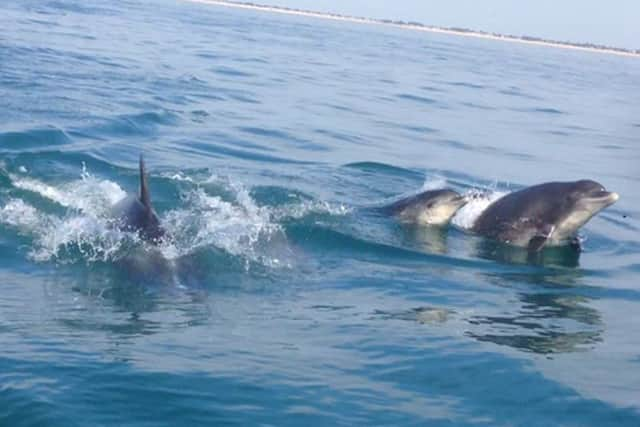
472;180;619;251
379;189;468;226
110;155;165;242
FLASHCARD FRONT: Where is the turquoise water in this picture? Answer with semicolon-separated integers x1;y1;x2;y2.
1;0;640;425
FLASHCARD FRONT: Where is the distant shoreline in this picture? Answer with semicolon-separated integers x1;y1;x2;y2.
186;0;640;58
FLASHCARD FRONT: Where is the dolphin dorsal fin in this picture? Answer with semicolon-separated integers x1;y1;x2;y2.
139;154;151;209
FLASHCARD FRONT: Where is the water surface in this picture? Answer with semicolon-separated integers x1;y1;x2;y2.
1;0;639;425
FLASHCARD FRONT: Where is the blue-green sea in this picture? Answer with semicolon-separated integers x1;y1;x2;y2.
1;1;639;425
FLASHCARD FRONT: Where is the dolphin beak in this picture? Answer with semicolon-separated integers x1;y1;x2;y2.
585;191;619;207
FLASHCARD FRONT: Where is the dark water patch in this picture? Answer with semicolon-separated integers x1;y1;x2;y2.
446;81;486;90
396;93;438;105
420;85;447;93
404;125;439;134
195;51;223;60
226;92;260;104
343;162;424;180
84;111;180;138
460;101;496;111
373;120;439;135
598;144;625;150
24;17;58;27
212;66;253;78
174;139;311;165
239;127;292;140
208;131;276;152
319;102;366;116
546;130;571;137
498;87;541;100
0;127;72;152
432;138;474;151
239;126;328;152
518;107;566;115
314;128;368;145
563;124;595;132
189;110;210;123
233;56;270;65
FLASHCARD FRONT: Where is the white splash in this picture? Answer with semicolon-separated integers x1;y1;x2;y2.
2;166;135;262
272;199;352;221
0;198;133;263
452;189;508;230
9;165;126;215
0;199;47;229
420;176;448;192
163;171;195;183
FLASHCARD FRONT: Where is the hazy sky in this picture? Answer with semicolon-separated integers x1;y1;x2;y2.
267;0;639;49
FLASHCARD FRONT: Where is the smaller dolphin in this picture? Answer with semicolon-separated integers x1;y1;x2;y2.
472;180;619;251
379;189;468;226
110;155;164;242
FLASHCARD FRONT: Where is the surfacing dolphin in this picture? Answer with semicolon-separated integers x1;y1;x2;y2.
472;180;619;251
110;155;165;242
380;189;468;226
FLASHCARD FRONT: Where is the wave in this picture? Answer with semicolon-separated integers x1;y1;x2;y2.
0;127;72;151
0;164;350;270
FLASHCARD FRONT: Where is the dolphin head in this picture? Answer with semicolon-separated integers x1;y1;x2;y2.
553;180;619;240
421;189;468;225
391;189;468;225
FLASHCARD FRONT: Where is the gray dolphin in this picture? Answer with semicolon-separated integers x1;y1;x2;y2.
110;155;164;242
472;180;619;251
380;189;468;226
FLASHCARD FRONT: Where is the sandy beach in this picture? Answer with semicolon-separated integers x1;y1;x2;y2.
186;0;639;58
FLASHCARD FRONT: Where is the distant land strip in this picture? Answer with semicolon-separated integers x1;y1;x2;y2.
186;0;640;58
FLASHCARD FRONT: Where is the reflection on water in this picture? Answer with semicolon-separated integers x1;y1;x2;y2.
472;238;581;268
374;306;452;325
466;292;602;355
397;224;450;254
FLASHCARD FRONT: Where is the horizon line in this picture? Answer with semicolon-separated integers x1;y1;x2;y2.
185;0;640;58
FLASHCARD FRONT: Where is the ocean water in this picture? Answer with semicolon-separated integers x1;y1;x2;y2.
1;0;639;425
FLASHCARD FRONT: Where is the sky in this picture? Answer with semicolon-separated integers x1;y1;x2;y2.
266;0;640;50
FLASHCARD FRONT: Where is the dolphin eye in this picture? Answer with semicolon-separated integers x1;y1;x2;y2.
426;202;434;209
